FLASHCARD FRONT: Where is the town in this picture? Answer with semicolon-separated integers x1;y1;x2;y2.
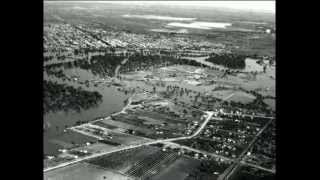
44;1;275;180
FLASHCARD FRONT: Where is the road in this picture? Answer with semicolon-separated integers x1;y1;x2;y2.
223;93;235;101
190;111;214;137
220;118;274;180
44;93;275;175
221;112;275;119
240;161;275;174
44;111;214;173
166;142;233;162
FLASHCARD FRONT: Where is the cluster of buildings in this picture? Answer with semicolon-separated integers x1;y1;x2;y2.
44;24;109;52
194;111;269;159
44;23;229;63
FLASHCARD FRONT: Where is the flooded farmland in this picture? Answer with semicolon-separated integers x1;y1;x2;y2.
43;2;276;179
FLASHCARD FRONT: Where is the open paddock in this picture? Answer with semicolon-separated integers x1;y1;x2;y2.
72;142;119;154
108;131;151;145
45;130;98;156
44;162;132;180
87;146;160;173
151;156;201;180
94;118;154;134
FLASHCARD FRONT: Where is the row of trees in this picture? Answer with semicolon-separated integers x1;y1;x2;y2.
205;53;246;69
120;54;209;74
45;52;210;81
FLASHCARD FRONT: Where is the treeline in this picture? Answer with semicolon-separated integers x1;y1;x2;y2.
120;54;208;73
43;80;103;114
120;54;175;73
44;54;124;78
44;53;210;80
221;95;273;115
83;54;125;77
205;53;246;69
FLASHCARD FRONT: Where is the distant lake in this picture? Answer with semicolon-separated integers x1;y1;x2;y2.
122;14;196;21
167;22;232;30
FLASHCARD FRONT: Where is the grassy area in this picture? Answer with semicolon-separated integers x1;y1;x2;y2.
44;162;132;180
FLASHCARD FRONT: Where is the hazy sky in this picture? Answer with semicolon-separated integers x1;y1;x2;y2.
85;1;275;14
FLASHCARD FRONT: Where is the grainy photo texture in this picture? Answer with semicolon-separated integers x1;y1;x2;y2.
43;1;276;180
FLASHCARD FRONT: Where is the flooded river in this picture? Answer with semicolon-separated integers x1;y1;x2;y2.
44;62;130;156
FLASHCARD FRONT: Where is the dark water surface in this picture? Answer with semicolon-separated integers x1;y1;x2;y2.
44;63;130;156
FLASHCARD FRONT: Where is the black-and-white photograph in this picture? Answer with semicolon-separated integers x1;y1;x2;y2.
43;1;276;180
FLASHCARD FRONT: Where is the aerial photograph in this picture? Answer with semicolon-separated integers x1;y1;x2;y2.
43;1;276;180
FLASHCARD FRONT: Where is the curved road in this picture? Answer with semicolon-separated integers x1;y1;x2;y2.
44;111;214;173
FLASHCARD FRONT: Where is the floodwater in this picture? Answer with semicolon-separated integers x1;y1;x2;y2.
182;56;264;72
44;63;130;156
122;14;196;21
167;21;232;29
182;56;219;68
